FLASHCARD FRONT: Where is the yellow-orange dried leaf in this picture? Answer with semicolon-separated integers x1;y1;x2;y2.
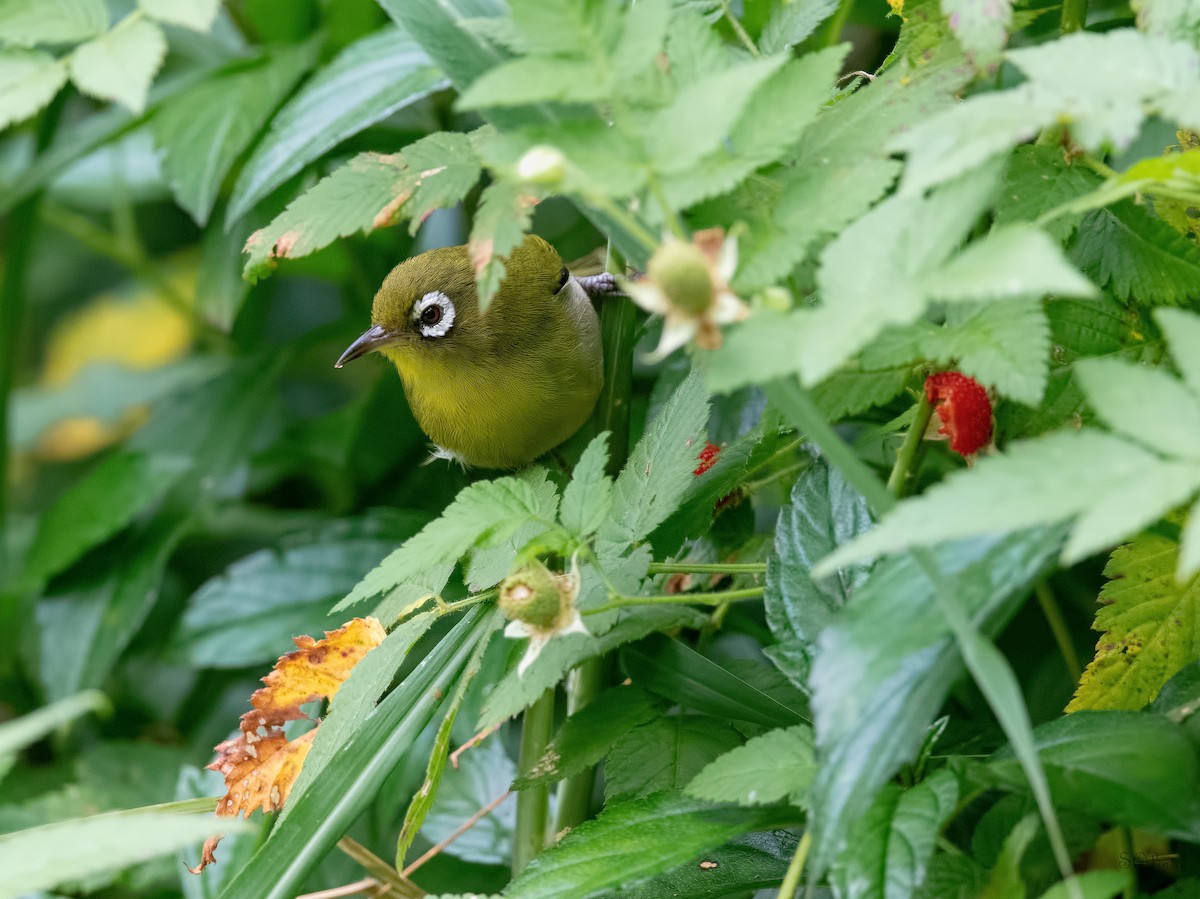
186;834;225;874
204;617;385;823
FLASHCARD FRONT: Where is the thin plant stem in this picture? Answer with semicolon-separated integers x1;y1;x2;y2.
552;243;637;836
585;586;764;616
776;829;812;898
649;562;767;574
1034;580;1082;684
1061;0;1087;33
718;0;761;57
1117;827;1136;899
647;174;687;239
513;690;555;874
403;790;511;877
295;878;379;899
820;0;856;48
886;390;934;497
584;193;659;255
336;837;421;898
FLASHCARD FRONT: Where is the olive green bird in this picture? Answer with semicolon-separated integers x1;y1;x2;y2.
336;235;606;470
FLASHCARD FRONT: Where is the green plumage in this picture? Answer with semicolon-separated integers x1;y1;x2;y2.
344;235;603;469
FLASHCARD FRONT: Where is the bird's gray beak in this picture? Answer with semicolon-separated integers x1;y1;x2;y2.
335;324;400;368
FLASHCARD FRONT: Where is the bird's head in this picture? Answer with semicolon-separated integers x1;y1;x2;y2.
335;236;570;371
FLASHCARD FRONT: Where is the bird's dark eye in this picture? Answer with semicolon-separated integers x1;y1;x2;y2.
557;267;569;291
421;304;443;325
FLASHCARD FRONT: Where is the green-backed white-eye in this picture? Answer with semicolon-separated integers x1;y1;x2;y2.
336;235;604;469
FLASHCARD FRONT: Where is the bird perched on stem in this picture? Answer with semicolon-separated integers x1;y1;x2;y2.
336;235;605;469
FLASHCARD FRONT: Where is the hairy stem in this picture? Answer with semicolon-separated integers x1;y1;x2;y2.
886;389;934;497
649;561;767;574
719;0;761;57
513;690;555;874
585;586;765;616
1060;0;1087;33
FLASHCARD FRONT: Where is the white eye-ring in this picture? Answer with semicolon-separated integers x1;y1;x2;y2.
412;291;456;338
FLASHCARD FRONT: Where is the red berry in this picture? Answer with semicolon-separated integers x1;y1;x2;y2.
924;372;993;456
693;441;720;476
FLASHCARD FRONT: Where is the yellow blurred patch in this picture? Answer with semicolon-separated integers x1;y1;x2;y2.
35;261;196;461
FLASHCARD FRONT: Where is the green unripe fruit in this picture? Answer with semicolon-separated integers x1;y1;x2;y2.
647;240;714;315
517;145;567;186
499;560;562;629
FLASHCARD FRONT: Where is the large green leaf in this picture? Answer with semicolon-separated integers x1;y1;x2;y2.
502;792;797;898
216;607;497;899
153;45;314;224
21;451;191;587
764;456;872;689
685;725;816;807
69;17;166;114
0;691;108;763
0;810;247;899
228;26;448;222
558;433;613;539
830;769;959;899
807;528;1061;869
605;716;742;802
989;710;1200;837
0;0;107;46
0;50;67;130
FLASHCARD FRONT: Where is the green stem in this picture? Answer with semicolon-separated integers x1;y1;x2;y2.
513;689;555;874
1116;827;1136;899
776;829;811;898
584;586;765;616
1034;580;1081;684
584;193;659;256
551;246;637;836
886;389;934;497
1060;0;1087;33
718;0;761;57
0;97;64;588
649;562;767;574
820;0;855;48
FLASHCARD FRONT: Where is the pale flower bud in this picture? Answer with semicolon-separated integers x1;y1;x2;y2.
516;145;567;186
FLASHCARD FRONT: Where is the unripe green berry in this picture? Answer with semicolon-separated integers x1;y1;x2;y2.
516;145;567;186
499;560;562;629
647;240;714;315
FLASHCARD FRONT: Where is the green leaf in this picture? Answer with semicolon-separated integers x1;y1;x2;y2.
686;725;815;807
469;178;535;307
137;0;219;30
1076;356;1200;459
765;456;872;689
807;529;1061;870
153;45;314;224
830;769;959;899
174;515;426;668
994;145;1102;244
942;0;1012;66
647;55;788;174
1155;307;1200;399
989;710;1200;837
337;468;557;610
1134;0;1200;41
1035;871;1129;899
217;607;496;899
1152;660;1200;723
606;717;743;802
502;792;797;898
622;633;806;729
0;0;107;46
377;0;510;94
22;451;191;586
69;18;166;114
759;0;841;53
457;56;609;108
228;26;449;222
597;369;709;550
0;691;107;760
0;810;247;899
0;50;67;130
980;814;1038;899
1069;201;1200;307
1067;534;1200;712
513;684;660;789
818;430;1200;575
558;433;613;538
243;135;481;281
598;831;796;899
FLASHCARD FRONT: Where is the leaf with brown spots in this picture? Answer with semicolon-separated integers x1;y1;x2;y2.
1068;534;1200;712
203;618;386;826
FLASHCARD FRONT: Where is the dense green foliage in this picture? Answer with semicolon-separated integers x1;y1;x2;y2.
3;0;1200;897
